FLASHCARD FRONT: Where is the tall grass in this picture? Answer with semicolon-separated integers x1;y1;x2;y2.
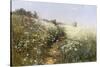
11;12;96;66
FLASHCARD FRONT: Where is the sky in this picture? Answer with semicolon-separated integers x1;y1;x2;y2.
12;0;97;28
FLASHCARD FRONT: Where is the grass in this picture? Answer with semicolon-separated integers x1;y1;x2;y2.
11;13;96;66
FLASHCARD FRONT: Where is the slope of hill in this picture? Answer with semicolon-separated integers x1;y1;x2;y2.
11;13;96;66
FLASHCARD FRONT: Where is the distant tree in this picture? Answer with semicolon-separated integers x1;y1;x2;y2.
33;11;39;19
13;8;40;19
26;11;33;17
73;22;77;27
51;19;57;25
13;8;33;18
14;8;26;15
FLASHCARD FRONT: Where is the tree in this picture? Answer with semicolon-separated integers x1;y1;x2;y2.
33;11;39;19
26;11;33;17
73;22;77;27
14;8;26;15
51;19;57;25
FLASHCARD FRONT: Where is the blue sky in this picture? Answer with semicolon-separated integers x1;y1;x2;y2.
12;0;97;28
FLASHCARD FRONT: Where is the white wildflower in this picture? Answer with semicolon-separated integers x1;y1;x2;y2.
69;47;72;50
34;47;37;50
80;43;82;46
74;48;78;51
34;34;37;37
40;44;43;46
19;49;21;51
26;53;29;56
18;43;22;47
24;43;27;47
32;39;35;42
26;40;29;43
56;39;59;42
34;60;37;62
23;58;27;61
15;45;17;49
24;31;29;35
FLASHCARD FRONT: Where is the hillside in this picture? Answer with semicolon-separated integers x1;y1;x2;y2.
11;10;96;66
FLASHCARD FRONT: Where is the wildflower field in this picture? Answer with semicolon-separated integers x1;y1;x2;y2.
11;8;96;66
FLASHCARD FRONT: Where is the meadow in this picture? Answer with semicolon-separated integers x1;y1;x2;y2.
11;8;96;66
